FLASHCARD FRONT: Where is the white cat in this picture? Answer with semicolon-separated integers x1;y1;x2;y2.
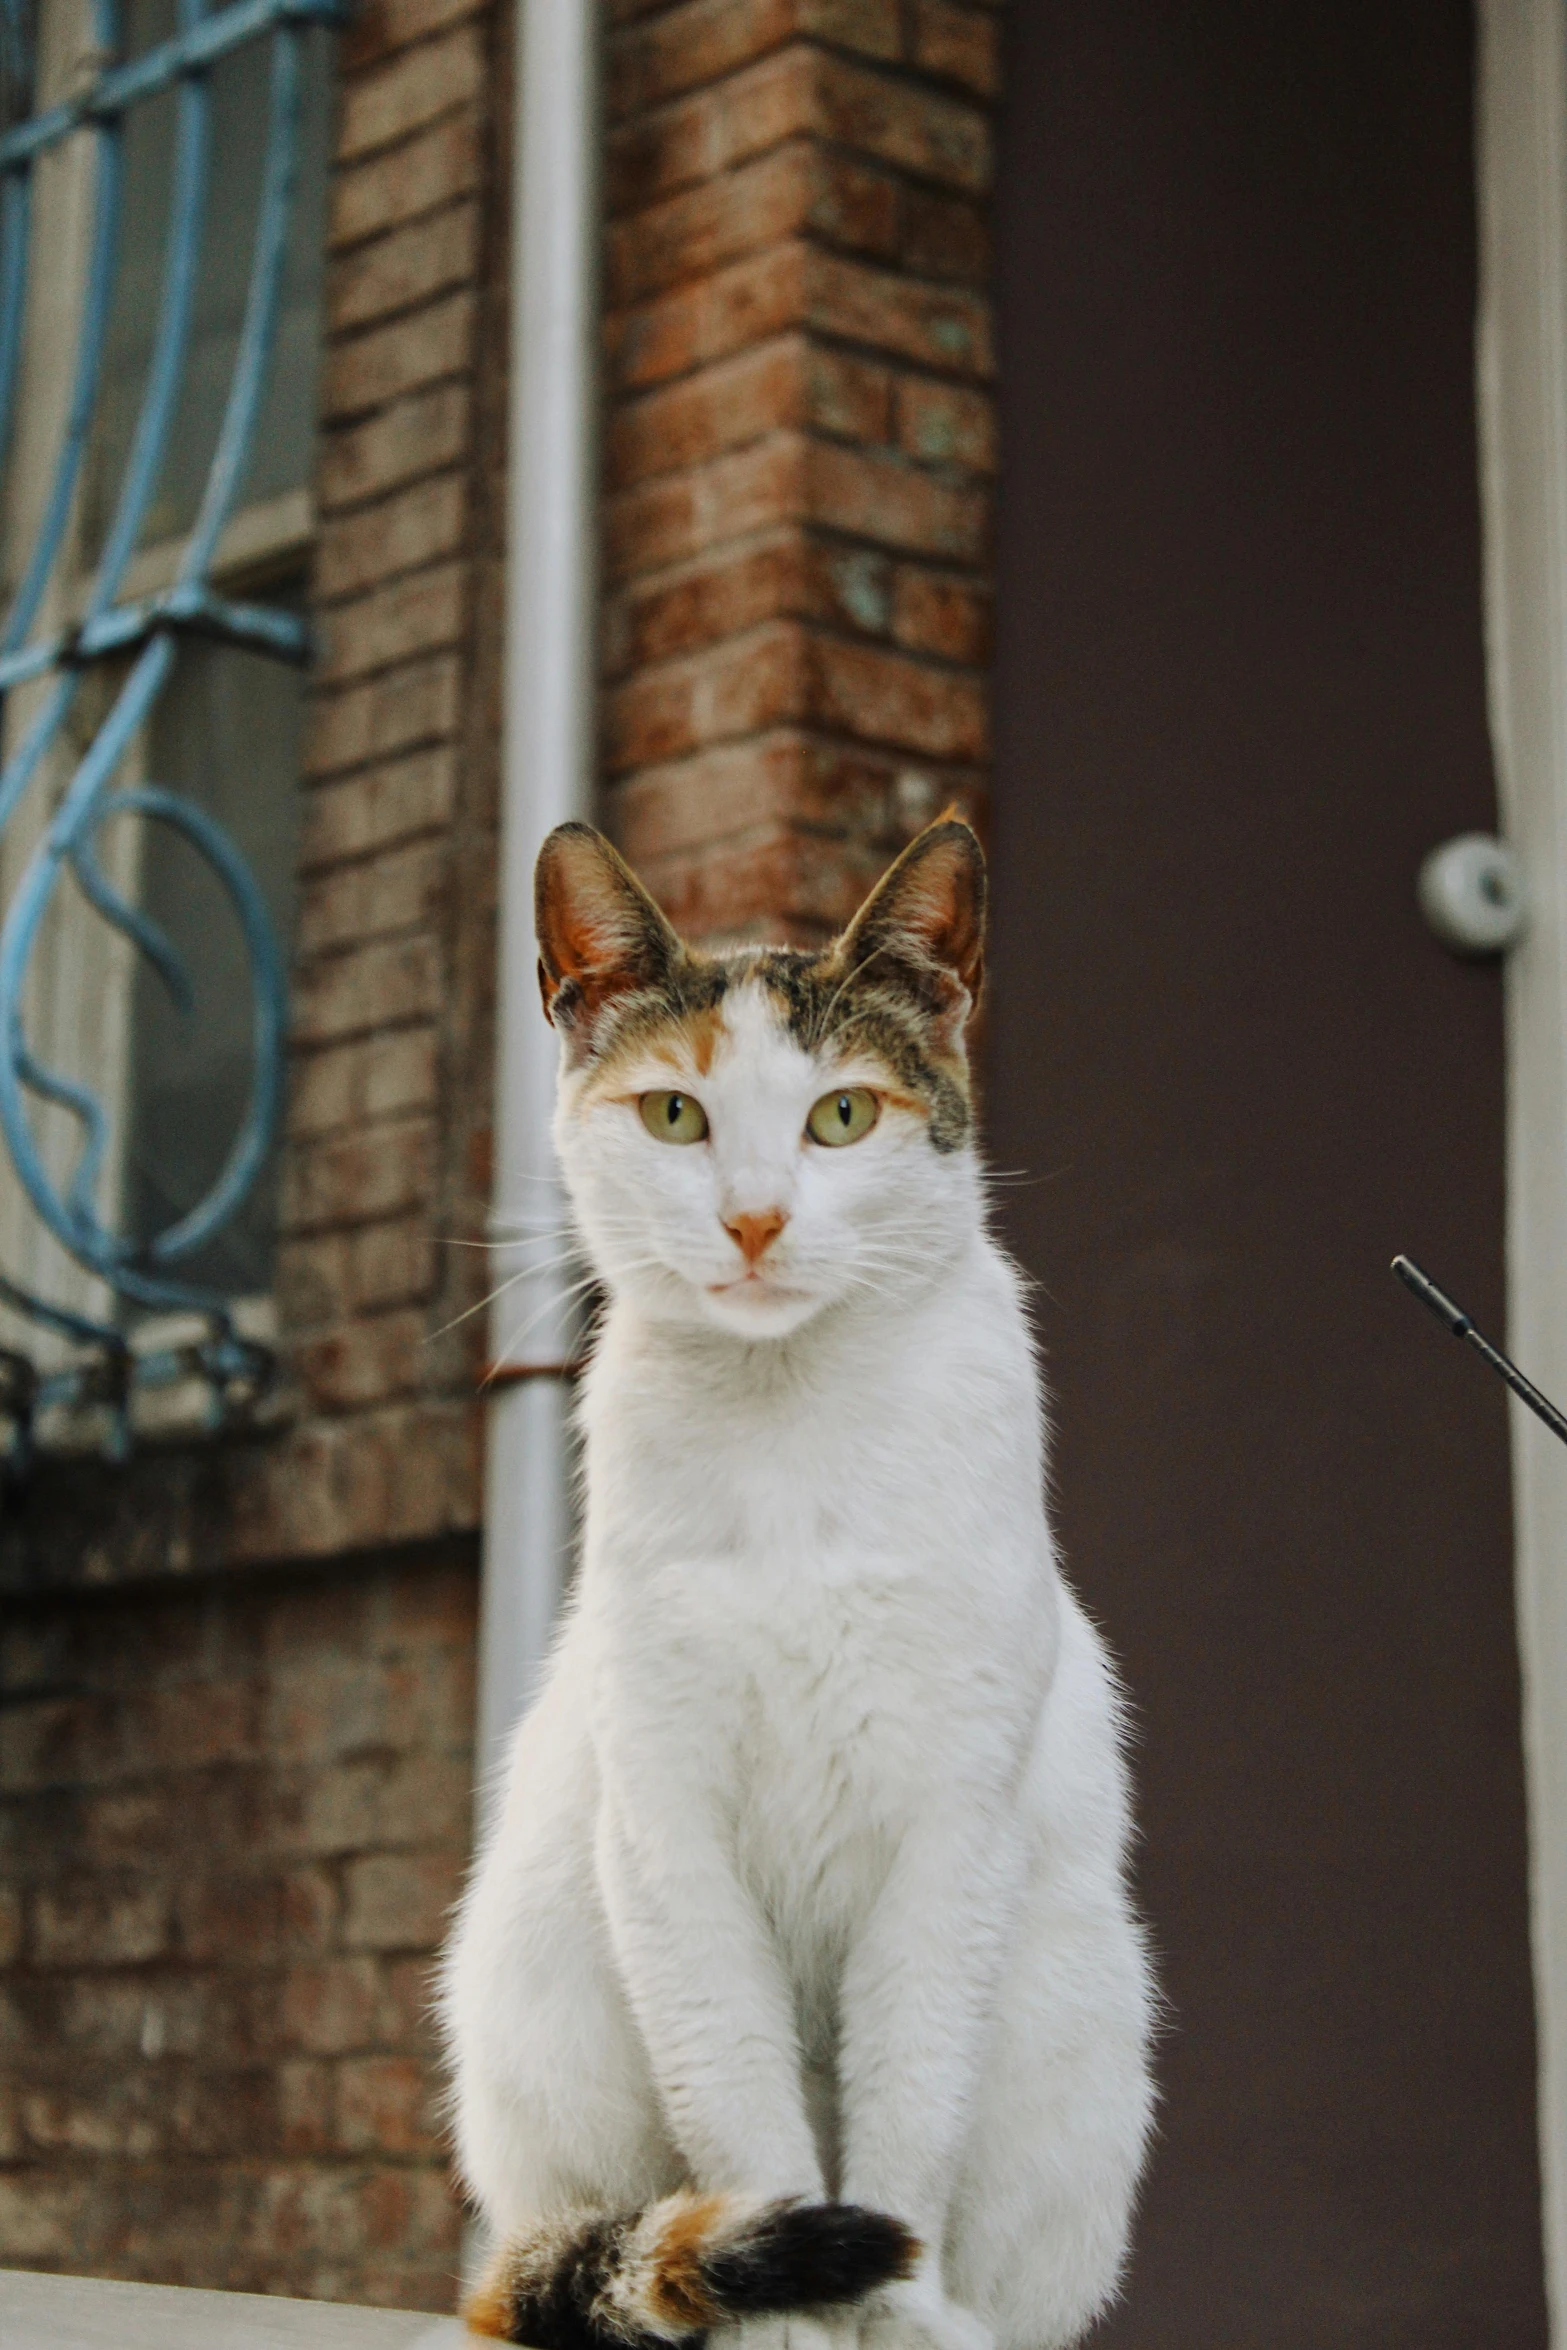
441;817;1155;2350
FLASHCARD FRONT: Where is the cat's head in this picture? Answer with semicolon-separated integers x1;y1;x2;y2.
536;817;987;1340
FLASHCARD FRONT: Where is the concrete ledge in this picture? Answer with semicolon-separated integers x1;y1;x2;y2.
0;2268;468;2349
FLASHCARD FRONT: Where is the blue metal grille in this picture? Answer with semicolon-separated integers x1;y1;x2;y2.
0;0;340;1460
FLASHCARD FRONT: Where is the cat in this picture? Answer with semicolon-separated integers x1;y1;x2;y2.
441;815;1156;2350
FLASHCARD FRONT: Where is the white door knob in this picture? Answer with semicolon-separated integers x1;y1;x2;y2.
1417;833;1527;954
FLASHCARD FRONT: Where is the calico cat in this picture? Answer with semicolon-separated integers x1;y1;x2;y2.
441;817;1155;2350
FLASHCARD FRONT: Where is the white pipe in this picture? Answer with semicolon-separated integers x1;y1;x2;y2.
476;0;599;1799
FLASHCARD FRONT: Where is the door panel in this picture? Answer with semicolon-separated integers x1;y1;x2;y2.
988;6;1545;2343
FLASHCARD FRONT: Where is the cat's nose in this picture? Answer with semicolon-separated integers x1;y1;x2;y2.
723;1209;788;1266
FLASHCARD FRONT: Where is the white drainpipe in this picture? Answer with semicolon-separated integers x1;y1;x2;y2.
476;0;599;1796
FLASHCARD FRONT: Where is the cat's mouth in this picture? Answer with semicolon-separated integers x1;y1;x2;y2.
706;1271;807;1300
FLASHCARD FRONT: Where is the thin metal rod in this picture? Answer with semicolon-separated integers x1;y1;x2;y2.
0;0;341;171
1392;1253;1567;1449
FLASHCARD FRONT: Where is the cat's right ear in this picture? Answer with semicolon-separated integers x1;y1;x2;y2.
534;823;681;1054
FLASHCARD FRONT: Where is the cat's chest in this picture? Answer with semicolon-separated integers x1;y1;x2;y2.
636;1536;994;1825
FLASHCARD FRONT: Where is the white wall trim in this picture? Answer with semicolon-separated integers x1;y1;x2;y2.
476;0;599;1797
1477;2;1567;2331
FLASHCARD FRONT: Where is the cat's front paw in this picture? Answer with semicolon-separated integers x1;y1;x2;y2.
858;2279;994;2350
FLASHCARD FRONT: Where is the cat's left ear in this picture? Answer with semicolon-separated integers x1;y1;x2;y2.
830;817;986;1044
535;822;682;1055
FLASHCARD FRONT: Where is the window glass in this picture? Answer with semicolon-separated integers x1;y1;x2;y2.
83;0;331;553
119;582;305;1296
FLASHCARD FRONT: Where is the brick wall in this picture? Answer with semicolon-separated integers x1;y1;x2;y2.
0;1549;475;2309
0;0;1005;2315
602;0;1001;943
0;0;513;2308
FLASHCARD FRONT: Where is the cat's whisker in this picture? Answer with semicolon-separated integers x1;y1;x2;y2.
486;1268;614;1368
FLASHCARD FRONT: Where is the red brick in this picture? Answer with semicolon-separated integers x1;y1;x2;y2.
278;1958;386;2053
910;0;999;98
0;1884;20;1967
612;733;824;864
816;52;991;192
291;932;446;1048
890;566;991;662
607;241;994;395
808;248;993;373
318;561;467;683
342;1852;462;1951
319;383;472;511
810;439;987;557
32;1882;169;1968
364;1027;442;1120
329;202;481;333
606;535;904;671
278;1230;353;1324
814;634;989;758
277;2061;333;2154
330;113;483;249
342;0;487;69
281;1113;439;1227
608;339;806;488
611;0;903;122
608;143;811;308
301;745;459;860
609;0;793;119
610;731;982;881
606;533;815;671
607;242;809;392
130;1680;262;1771
338;25;485;160
297;839;446;955
900;182;990;284
335;2055;432;2154
349;1217;438;1311
606;48;814;213
605;623;810;771
606;432;809;578
894;376;995;473
296;1311;427;1411
321;289;477;420
0;2175;92;2260
808;146;902;258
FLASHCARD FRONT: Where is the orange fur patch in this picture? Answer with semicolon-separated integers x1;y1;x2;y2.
648;2193;730;2329
577;1003;724;1103
461;2258;517;2339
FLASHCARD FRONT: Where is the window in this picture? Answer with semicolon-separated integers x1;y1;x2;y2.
0;0;335;1454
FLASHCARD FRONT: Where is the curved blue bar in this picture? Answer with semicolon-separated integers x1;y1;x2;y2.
0;0;332;1429
0;172;35;486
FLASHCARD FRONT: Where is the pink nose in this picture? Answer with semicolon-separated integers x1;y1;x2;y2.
724;1209;788;1266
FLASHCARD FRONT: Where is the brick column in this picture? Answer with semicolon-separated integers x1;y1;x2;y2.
602;0;999;945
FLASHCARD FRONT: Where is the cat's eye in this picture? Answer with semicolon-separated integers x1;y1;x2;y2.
639;1090;709;1144
806;1088;879;1147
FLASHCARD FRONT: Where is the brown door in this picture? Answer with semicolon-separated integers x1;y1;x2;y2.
988;5;1545;2345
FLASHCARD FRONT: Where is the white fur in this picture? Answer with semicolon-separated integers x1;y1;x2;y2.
442;971;1156;2350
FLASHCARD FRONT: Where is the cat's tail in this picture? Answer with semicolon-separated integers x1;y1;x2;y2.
463;2190;920;2349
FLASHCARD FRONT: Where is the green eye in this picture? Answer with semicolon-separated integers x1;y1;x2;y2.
639;1090;709;1144
806;1088;879;1147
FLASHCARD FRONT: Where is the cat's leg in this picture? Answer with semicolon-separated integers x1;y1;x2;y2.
834;1808;1029;2350
941;1866;1154;2350
943;1612;1156;2350
442;1663;680;2237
